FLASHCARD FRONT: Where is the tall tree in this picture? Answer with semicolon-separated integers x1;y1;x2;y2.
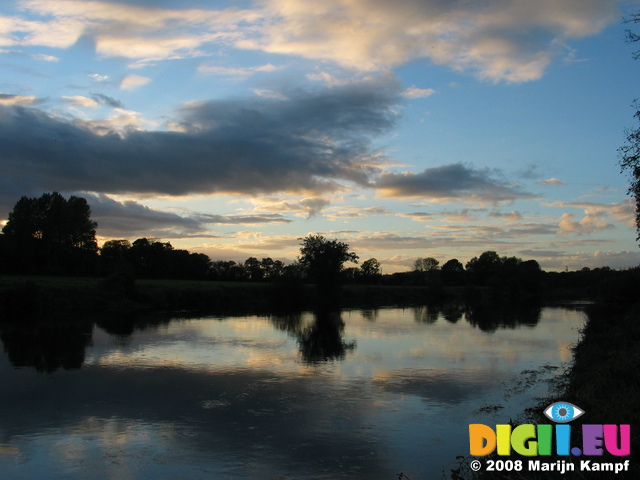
620;12;640;240
298;234;358;289
441;258;465;285
2;192;98;274
414;257;439;272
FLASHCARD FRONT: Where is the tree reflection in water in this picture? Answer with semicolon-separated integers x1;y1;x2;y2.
269;309;357;363
0;301;545;373
0;320;92;373
298;309;356;363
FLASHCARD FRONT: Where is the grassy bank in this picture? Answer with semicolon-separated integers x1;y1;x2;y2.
0;274;450;320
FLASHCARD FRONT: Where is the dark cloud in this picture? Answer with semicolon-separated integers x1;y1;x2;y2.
0;78;400;204
88;194;290;238
91;93;124;108
376;163;534;202
253;198;331;218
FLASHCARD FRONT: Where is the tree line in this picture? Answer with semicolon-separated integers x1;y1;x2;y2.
0;193;377;284
1;192;638;302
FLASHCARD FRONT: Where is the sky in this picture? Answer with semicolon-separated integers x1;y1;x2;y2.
1;0;640;273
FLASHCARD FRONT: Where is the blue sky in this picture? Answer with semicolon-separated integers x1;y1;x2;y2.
1;0;640;272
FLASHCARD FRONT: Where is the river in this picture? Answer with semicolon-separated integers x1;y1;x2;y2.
0;303;586;479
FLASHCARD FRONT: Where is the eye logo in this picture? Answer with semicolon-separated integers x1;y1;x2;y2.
543;402;584;423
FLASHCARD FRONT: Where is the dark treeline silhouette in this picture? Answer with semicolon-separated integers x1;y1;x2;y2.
2;193;639;305
101;238;211;280
0;192;98;275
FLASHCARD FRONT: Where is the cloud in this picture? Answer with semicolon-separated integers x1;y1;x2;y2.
15;0;259;64
243;0;621;82
537;177;566;185
251;197;331;218
88;73;109;82
0;94;41;106
31;53;59;62
326;206;392;219
558;211;614;235
252;89;288;100
0;77;400;201
6;0;622;83
548;199;636;230
120;74;151;91
488;210;524;222
91;93;124;108
197;63;279;78
398;208;486;222
376;163;534;203
425;221;558;238
402;86;436;99
61;96;99;108
89;194;290;238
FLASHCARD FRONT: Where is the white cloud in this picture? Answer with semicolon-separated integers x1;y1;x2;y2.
15;0;259;63
120;74;151;91
31;53;59;62
403;86;436;99
0;94;40;106
197;63;279;78
549;199;636;229
62;96;99;108
4;0;622;83
537;178;566;185
89;73;109;82
241;0;621;82
558;211;614;235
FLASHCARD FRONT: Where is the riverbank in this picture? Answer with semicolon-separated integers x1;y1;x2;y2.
0;274;455;320
470;299;639;479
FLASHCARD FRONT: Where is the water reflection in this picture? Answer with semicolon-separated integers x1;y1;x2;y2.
0;303;584;479
0;302;546;373
270;309;357;363
465;302;542;331
0;320;92;372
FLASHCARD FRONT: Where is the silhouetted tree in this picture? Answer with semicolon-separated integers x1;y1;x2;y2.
100;239;132;274
619;12;640;240
441;258;465;285
210;260;245;280
360;258;381;284
465;251;501;285
1;192;98;274
298;235;358;291
414;257;439;272
244;257;263;281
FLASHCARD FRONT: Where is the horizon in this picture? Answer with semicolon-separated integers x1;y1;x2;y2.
1;0;640;273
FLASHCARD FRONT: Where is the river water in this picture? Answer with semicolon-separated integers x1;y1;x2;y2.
0;303;586;479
